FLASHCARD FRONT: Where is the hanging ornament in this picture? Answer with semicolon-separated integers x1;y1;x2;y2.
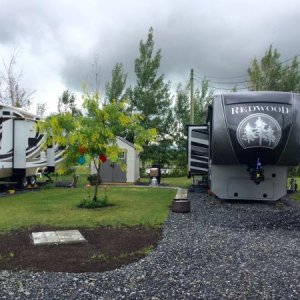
99;154;107;163
78;155;86;165
79;146;86;154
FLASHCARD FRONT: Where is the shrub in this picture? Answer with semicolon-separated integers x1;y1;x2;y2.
165;168;186;178
78;196;111;209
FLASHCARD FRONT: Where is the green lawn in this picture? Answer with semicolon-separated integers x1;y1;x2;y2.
140;176;194;189
0;187;176;232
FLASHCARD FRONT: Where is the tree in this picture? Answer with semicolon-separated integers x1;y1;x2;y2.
36;103;46;117
174;83;190;131
57;89;81;116
248;45;300;92
105;63;127;103
38;90;156;203
127;27;172;167
194;78;214;125
172;83;190;170
0;51;34;108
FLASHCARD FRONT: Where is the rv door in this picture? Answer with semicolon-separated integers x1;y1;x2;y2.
187;125;209;176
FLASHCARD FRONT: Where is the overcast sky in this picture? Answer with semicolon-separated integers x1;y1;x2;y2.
1;0;300;114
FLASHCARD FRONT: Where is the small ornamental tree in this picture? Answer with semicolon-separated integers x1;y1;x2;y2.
38;90;156;203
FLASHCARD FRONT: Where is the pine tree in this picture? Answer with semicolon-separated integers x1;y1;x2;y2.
127;28;172;167
248;45;300;92
105;63;127;103
173;83;190;170
194;78;214;124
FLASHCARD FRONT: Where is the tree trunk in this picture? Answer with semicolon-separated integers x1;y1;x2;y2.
93;166;101;202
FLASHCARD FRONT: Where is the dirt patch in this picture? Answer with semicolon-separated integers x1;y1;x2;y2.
0;226;162;273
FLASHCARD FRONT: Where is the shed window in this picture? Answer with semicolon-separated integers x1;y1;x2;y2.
119;151;126;159
3;111;10;116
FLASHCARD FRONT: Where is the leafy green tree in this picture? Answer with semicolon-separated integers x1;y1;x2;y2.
127;27;172;167
39;91;156;202
105;63;127;103
174;83;190;129
194;78;214;124
57;89;81;116
280;57;300;92
173;83;190;170
248;45;300;92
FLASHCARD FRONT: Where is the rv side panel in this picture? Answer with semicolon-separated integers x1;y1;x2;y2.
13;119;27;179
187;125;209;175
47;146;55;172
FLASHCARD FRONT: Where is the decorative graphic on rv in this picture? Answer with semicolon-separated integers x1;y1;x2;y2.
236;113;282;149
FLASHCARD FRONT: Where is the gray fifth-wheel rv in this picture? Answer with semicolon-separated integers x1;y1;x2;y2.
188;92;300;201
0;104;63;188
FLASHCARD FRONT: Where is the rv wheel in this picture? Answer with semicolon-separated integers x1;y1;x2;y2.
19;177;28;189
28;176;36;186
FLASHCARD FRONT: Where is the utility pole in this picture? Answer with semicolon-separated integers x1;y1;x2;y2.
190;68;194;124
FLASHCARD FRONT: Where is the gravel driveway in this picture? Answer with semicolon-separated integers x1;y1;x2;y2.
0;192;299;299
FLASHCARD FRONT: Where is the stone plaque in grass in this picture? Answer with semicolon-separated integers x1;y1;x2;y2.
31;230;87;245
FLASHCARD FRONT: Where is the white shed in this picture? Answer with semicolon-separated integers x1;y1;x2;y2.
91;136;140;183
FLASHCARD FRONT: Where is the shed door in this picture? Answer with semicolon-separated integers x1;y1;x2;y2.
187;125;209;175
100;158;126;183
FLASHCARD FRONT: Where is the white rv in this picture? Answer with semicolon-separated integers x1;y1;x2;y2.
0;104;63;188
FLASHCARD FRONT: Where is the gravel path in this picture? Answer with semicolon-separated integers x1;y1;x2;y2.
0;192;299;299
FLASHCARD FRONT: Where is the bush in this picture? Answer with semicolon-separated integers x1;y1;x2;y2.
78;196;111;209
288;167;300;177
165;168;187;178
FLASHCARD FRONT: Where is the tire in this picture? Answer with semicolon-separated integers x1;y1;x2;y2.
28;175;36;187
19;177;28;189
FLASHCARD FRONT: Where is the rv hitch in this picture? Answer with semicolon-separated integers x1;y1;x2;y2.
247;158;265;185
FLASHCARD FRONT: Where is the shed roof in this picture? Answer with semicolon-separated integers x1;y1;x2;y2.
116;136;135;149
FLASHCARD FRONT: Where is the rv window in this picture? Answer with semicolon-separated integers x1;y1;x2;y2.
28;138;37;147
3;111;10;116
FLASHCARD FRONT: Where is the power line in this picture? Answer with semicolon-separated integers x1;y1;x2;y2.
194;53;300;83
194;74;250;85
194;71;247;81
195;64;300;87
194;77;249;90
280;54;300;65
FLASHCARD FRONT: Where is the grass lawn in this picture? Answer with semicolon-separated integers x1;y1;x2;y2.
0;187;176;233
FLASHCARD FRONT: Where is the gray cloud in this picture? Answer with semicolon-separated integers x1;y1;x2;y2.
1;0;300;105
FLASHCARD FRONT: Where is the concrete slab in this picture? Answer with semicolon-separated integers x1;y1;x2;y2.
31;230;87;245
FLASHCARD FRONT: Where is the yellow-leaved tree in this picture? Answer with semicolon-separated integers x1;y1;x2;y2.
38;90;156;204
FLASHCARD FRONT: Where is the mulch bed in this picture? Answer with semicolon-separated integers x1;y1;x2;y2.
0;226;162;273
